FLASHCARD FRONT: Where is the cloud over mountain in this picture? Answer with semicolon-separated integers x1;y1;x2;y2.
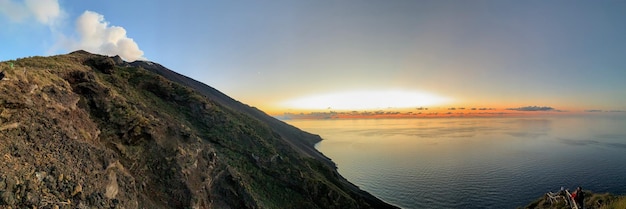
63;11;145;61
1;1;144;61
506;106;555;111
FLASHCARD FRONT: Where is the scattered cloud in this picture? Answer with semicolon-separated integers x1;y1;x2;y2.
557;138;599;146
506;106;555;111
61;11;145;61
558;138;626;150
1;1;145;61
606;142;626;149
506;132;545;138
0;0;28;22
595;134;626;139
0;0;62;26
585;109;603;113
25;0;61;25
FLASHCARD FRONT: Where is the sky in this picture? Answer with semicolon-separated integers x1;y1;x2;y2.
1;0;626;115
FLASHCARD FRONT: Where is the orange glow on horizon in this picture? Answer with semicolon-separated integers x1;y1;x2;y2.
270;108;598;119
257;103;611;119
277;90;453;111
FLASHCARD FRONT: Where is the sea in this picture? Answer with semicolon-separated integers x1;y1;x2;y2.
285;113;626;209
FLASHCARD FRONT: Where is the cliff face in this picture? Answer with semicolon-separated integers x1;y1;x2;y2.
0;51;396;209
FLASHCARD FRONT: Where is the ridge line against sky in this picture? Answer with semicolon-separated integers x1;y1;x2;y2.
0;0;144;61
1;0;626;114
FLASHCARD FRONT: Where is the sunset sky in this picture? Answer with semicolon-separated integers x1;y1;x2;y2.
2;0;626;114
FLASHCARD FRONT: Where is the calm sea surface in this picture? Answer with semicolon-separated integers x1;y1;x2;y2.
286;114;626;209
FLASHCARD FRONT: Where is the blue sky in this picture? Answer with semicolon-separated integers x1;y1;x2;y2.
2;0;626;113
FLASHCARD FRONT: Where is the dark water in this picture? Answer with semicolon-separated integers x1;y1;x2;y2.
286;114;626;209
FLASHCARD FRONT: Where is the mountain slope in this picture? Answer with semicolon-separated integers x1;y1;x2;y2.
0;51;396;209
128;60;333;167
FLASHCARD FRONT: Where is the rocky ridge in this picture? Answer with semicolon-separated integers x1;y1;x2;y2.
0;51;397;209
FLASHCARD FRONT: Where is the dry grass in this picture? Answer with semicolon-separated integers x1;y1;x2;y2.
601;196;626;209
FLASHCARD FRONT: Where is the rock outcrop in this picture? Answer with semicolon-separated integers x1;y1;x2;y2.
521;190;625;209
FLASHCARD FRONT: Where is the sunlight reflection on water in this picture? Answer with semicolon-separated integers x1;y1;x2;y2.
288;114;626;209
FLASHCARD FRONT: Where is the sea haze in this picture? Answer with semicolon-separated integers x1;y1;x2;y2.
286;114;626;209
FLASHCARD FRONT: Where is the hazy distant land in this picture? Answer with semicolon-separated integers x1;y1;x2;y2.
277;106;624;120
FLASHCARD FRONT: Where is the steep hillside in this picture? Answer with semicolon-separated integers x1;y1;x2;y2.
128;60;333;167
0;51;397;209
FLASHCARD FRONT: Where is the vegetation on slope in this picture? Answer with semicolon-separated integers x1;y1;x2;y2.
521;190;625;209
0;51;396;208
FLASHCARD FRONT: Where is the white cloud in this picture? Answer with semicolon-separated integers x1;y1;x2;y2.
25;0;61;25
66;11;145;61
0;0;61;25
1;1;145;61
0;0;28;22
